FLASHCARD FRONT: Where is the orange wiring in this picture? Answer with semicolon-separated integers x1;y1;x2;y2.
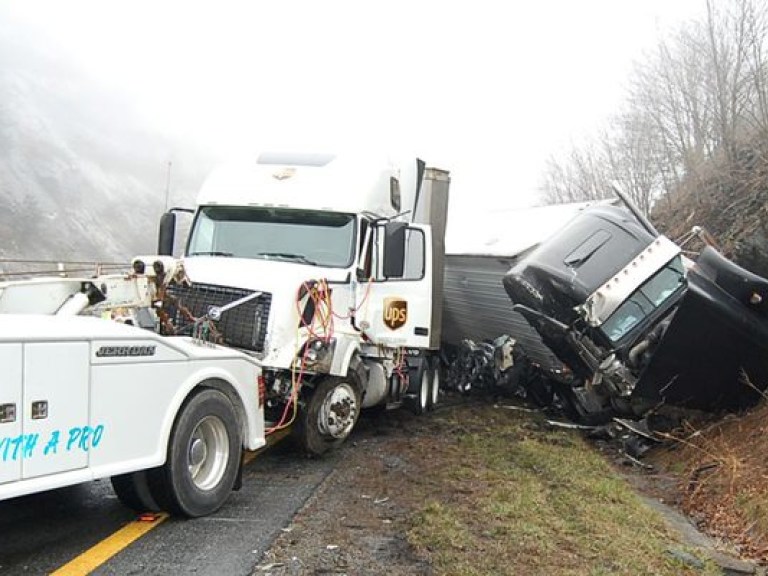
267;278;335;435
333;276;373;320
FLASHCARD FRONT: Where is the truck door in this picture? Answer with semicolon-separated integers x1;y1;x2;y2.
356;223;434;349
0;344;23;484
22;342;90;479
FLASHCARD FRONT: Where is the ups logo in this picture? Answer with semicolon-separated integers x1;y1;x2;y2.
383;297;407;330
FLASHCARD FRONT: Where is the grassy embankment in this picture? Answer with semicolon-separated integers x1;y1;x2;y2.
406;403;719;575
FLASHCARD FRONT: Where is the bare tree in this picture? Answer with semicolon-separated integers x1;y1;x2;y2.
540;141;612;205
538;0;768;213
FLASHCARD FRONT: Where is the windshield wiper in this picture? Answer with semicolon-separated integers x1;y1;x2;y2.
255;252;318;265
188;251;234;257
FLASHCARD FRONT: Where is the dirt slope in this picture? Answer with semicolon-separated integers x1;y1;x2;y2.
646;400;768;563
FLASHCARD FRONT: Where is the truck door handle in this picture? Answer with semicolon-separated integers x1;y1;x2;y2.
31;401;48;420
0;403;16;423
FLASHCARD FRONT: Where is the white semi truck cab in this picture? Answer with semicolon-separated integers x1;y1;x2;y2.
146;152;450;455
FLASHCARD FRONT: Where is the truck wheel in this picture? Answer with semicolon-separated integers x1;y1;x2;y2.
406;365;430;415
111;470;160;513
296;377;361;457
148;388;242;517
428;358;441;410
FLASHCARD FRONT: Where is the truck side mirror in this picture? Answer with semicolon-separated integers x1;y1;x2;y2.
383;222;407;278
157;212;176;256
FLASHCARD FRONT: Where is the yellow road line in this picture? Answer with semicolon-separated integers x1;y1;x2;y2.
51;431;289;575
50;513;169;576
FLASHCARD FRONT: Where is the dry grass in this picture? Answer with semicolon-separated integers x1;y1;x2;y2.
648;398;768;562
406;404;718;575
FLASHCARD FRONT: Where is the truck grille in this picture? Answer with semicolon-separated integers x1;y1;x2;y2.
166;282;272;353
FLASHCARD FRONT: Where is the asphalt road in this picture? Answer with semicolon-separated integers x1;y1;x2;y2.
0;444;338;576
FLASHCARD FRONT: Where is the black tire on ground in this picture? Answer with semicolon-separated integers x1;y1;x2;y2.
294;376;361;457
147;388;242;517
428;356;441;410
110;470;161;513
405;361;431;415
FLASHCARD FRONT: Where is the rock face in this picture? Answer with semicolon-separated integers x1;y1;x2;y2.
0;28;214;264
652;143;768;279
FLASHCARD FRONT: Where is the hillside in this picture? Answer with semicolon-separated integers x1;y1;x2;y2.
651;139;768;279
0;28;213;264
641;135;768;563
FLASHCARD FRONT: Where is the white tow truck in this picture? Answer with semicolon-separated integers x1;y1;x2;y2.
0;153;450;515
0;280;265;517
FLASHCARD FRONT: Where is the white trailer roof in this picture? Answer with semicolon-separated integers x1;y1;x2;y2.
446;200;604;258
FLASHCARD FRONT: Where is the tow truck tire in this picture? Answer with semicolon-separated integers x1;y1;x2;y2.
148;388;242;517
295;376;361;457
428;357;441;410
111;470;161;513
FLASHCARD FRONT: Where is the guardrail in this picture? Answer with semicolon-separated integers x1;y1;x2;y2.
0;259;131;280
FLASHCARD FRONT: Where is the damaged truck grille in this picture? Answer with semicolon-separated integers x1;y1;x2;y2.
166;282;272;353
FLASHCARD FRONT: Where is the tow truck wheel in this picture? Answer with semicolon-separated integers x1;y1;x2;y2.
148;388;242;517
428;358;441;410
111;470;160;513
295;376;361;457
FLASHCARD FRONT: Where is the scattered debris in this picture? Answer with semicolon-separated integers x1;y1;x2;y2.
665;548;705;570
620;452;654;470
496;404;539;413
255;562;285;571
687;463;720;494
545;419;597;431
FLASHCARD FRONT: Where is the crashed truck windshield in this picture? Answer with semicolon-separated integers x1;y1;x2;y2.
600;256;686;343
187;206;356;268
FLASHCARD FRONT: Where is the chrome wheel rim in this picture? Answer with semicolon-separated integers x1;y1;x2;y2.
188;415;229;490
419;370;429;410
431;367;440;405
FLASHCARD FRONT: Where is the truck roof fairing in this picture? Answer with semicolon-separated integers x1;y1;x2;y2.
196;153;423;218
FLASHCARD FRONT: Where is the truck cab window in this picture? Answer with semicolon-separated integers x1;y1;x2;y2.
600;256;686;343
187;206;356;268
403;228;425;280
372;224;425;281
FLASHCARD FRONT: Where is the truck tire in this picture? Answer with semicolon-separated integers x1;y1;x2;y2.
148;388;242;517
428;357;441;410
405;364;430;415
111;470;160;513
295;376;361;457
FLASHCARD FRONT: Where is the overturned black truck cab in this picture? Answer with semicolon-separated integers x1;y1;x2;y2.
502;203;768;422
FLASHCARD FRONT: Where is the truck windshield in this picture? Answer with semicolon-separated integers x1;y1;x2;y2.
187;206;356;268
600;256;686;343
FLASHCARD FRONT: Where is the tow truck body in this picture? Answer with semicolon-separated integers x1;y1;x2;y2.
0;279;265;517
